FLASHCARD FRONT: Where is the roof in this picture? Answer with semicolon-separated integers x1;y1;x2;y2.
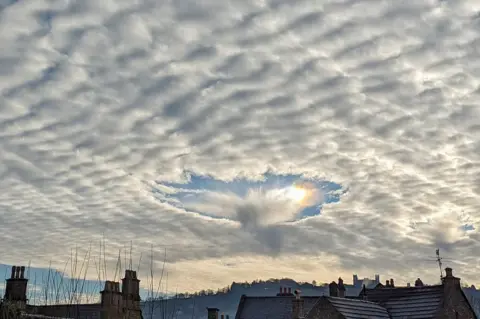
235;295;390;319
234;283;477;319
23;315;73;319
324;296;390;319
234;296;321;319
362;285;444;319
27;303;102;319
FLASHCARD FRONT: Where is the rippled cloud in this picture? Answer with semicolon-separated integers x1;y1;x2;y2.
1;0;480;291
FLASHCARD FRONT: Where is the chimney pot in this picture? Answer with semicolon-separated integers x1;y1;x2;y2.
11;266;16;279
20;266;25;279
445;267;453;277
442;267;461;288
221;314;224;319
390;278;394;288
15;266;20;278
385;280;390;287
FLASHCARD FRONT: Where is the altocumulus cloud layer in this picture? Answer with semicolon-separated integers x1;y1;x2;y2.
1;0;480;291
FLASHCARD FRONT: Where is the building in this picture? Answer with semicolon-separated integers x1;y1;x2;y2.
352;274;380;288
232;267;477;319
0;265;143;319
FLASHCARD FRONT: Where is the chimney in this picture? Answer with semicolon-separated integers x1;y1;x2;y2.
122;269;141;319
390;279;394;288
4;265;28;308
415;278;424;287
101;281;125;319
292;290;304;319
385;280;390;287
207;308;219;319
353;274;358;286
337;278;346;298
329;281;338;297
442;267;460;288
375;274;380;283
407;283;411;287
442;268;463;316
221;314;225;319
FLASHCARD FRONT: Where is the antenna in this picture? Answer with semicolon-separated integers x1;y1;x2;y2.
436;248;443;280
130;240;133;270
406;248;453;282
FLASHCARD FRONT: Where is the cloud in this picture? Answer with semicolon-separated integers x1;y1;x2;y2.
192;188;301;254
1;0;480;292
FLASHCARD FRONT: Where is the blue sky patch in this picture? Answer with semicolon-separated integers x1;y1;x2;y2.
154;172;345;221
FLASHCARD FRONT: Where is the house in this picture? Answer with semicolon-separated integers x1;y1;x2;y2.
231;267;477;319
0;265;143;319
355;267;477;319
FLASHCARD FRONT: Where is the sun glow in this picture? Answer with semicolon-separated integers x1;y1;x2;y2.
287;186;307;202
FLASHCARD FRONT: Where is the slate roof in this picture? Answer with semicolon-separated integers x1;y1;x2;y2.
235;283;477;319
234;296;321;319
27;304;101;319
23;315;73;319
362;285;444;319
325;296;390;319
235;295;390;319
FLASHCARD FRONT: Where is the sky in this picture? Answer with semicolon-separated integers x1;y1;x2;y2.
1;0;480;295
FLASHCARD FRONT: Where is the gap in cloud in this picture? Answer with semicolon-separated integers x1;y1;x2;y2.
462;224;475;232
154;172;345;222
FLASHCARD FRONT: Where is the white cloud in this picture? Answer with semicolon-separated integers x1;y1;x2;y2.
1;0;480;292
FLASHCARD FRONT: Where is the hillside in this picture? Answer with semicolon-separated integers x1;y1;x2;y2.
140;278;360;319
